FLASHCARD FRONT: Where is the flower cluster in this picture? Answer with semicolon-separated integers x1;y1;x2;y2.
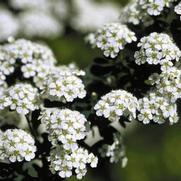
0;129;36;162
3;38;56;65
138;92;178;125
87;23;137;58
71;0;120;32
120;0;151;25
0;37;97;179
134;33;181;70
148;67;181;102
135;32;181;125
49;146;98;179
175;2;181;20
0;47;14;85
121;0;178;26
138;0;176;16
1;39;56;88
40;108;87;150
94;90;138;122
40;108;98;179
43;69;86;102
0;83;39;114
99;133;127;166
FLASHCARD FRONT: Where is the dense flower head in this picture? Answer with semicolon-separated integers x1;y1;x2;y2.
148;66;181;102
134;33;181;70
3;38;56;65
0;46;15;76
42;68;86;102
121;0;177;25
0;83;39;114
87;23;137;58
34;63;84;91
0;47;15;87
0;8;19;42
49;145;98;179
94;90;138;122
1;39;56;87
99;133;127;165
138;0;176;16
40;108;87;151
138;92;178;125
120;0;152;25
0;129;36;162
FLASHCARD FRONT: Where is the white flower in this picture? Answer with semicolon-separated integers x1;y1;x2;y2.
138;92;178;125
42;68;86;102
99;133;127;164
49;145;98;179
147;67;181;103
0;129;36;162
94;90;138;122
138;0;176;16
120;0;152;25
3;39;56;66
135;32;181;69
1;83;40;114
39;108;87;151
121;0;176;25
0;46;15;81
87;23;137;58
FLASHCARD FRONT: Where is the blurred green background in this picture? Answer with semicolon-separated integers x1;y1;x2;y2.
45;0;129;68
44;0;181;180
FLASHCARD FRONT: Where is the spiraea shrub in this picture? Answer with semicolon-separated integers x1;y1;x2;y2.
1;0;181;180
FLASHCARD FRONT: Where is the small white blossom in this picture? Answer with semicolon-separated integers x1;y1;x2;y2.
121;0;177;25
99;133;127;164
138;92;178;125
0;83;39;114
87;23;137;58
49;145;98;179
40;108;87;151
42;68;86;102
94;90;138;122
148;67;181;103
3;39;56;65
134;33;181;69
0;46;15;84
2;39;56;88
138;0;176;16
120;0;152;25
0;129;36;162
